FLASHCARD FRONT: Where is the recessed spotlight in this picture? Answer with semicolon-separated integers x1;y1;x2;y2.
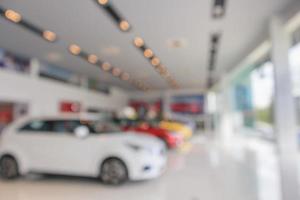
158;66;167;75
151;57;160;66
94;1;131;33
161;70;170;77
112;67;122;77
69;44;81;55
102;62;112;71
98;0;109;5
134;37;144;47
213;0;226;18
2;8;59;43
88;54;98;64
144;49;153;58
119;20;130;31
43;30;57;42
121;72;130;81
5;9;22;23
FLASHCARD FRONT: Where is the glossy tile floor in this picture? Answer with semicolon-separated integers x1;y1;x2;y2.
0;135;289;200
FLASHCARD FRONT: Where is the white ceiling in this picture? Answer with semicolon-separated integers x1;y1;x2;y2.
0;0;296;91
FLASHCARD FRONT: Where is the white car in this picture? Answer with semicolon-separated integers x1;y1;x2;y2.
0;115;167;185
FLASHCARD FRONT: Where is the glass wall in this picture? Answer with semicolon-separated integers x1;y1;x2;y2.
250;61;275;140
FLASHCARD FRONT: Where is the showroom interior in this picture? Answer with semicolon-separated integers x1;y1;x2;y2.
0;0;300;200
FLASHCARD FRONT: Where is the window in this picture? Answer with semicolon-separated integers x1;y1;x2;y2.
52;120;79;133
19;119;121;135
20;120;52;132
19;120;79;133
78;120;121;134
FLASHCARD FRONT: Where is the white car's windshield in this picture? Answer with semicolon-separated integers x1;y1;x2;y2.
82;120;121;134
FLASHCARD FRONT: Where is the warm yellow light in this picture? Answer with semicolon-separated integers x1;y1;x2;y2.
134;37;144;48
157;65;167;75
168;78;179;89
88;54;98;64
43;30;57;42
161;69;170;77
119;20;130;31
69;44;81;55
144;49;153;58
151;57;160;66
98;0;108;5
121;73;130;81
161;68;167;75
101;62;112;71
112;67;122;77
5;9;22;23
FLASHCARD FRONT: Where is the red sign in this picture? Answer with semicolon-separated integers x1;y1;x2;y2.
60;101;81;113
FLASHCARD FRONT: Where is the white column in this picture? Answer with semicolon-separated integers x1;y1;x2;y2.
79;75;89;89
270;15;299;200
29;58;40;78
163;91;171;119
206;92;218;135
217;84;234;146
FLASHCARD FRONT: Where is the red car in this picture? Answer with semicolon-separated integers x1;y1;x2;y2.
123;123;183;149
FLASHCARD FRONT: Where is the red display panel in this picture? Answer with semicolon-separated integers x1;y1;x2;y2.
60;101;81;113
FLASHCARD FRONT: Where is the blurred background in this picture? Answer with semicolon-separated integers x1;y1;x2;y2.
0;0;300;200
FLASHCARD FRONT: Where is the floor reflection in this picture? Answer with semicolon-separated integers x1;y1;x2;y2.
0;135;285;200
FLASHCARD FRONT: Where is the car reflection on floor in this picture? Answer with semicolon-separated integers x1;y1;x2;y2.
0;135;280;200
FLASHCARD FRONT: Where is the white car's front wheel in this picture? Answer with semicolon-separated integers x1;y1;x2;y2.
0;156;19;179
100;158;128;185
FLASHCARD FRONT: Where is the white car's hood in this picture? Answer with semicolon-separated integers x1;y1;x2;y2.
107;132;164;149
125;132;164;148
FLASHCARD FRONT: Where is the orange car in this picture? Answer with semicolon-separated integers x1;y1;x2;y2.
159;120;193;140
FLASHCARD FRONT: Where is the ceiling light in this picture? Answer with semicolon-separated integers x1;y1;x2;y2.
134;37;144;47
102;62;112;71
213;0;226;18
5;9;22;23
151;57;160;66
2;8;58;43
88;54;98;64
112;67;122;77
208;33;221;72
94;1;131;33
43;30;57;42
159;67;167;75
119;20;130;31
161;70;170;77
69;44;81;55
144;49;153;58
121;72;130;81
98;0;109;5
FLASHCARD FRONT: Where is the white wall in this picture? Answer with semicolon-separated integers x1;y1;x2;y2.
0;70;129;116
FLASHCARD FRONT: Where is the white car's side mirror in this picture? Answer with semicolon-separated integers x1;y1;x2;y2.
74;126;90;139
